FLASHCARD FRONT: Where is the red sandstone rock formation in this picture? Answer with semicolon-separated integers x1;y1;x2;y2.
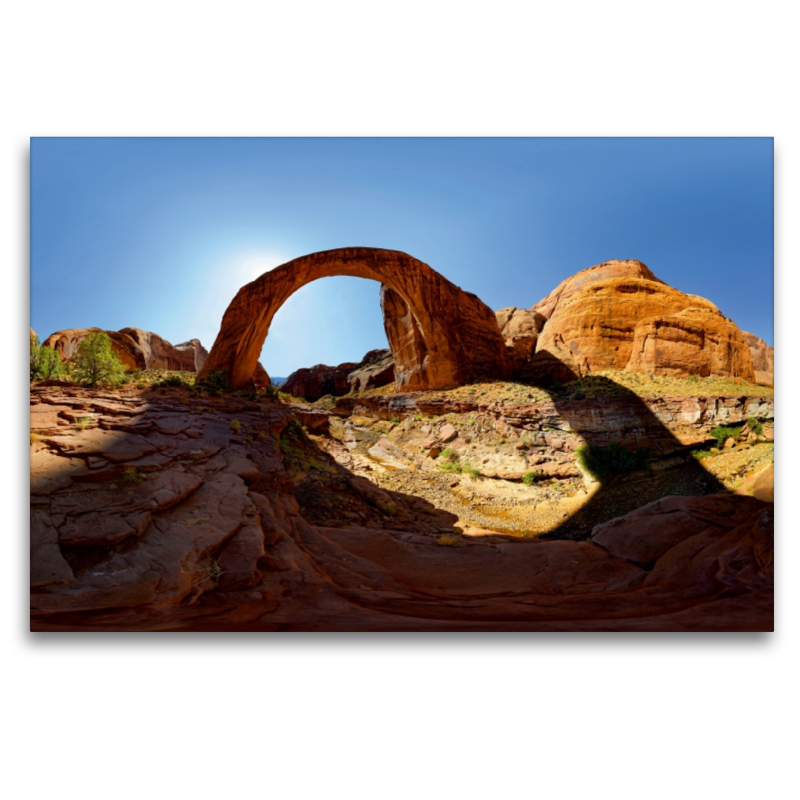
531;259;666;320
43;327;209;372
200;248;511;391
740;330;774;387
44;328;147;371
347;349;395;393
528;273;755;382
495;307;545;375
281;349;396;401
282;362;358;401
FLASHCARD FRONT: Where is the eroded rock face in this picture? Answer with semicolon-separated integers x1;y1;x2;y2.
282;363;357;401
200;248;511;391
531;260;666;320
43;327;209;372
530;276;755;382
281;349;396;401
740;331;774;388
347;349;395;393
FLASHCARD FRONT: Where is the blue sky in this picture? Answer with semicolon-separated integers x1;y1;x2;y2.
30;137;774;376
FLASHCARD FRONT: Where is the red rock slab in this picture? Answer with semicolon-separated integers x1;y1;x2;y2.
30;404;74;430
30;449;89;495
51;470;204;524
44;429;159;462
31;512;74;587
319;528;645;598
752;463;774;503
592;510;722;566
216;526;265;590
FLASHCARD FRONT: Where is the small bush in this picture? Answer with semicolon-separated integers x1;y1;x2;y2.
30;431;39;445
438;461;462;473
691;449;713;461
575;441;652;480
121;466;147;486
154;374;189;388
746;417;763;436
229;419;241;432
390;416;401;424
74;417;93;430
688;374;699;383
439;447;457;462
436;533;463;547
522;471;540;486
709;425;742;449
197;369;228;392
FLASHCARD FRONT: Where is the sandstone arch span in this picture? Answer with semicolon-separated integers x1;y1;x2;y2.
199;247;511;391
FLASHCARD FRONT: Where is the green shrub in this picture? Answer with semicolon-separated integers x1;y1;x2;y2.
436;533;463;547
197;368;228;392
390;416;401;424
522;471;540;486
575;441;652;480
154;374;189;388
746;417;763;436
461;462;480;478
709;425;742;449
71;332;127;387
30;335;66;381
439;447;457;462
229;419;241;432
438;460;462;473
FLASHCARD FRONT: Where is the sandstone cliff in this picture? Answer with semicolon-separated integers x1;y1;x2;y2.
740;330;774;387
521;261;757;384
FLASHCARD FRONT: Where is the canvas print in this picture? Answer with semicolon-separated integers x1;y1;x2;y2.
29;138;774;631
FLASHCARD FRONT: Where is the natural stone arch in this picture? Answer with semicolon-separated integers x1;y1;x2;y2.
199;247;510;391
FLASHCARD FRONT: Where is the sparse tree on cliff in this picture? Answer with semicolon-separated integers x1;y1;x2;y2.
71;332;127;387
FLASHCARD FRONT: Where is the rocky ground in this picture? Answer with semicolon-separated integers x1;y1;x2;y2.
30;372;774;631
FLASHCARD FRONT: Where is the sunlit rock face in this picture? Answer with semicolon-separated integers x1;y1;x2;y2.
42;327;209;372
523;261;756;383
740;330;774;388
199;247;511;391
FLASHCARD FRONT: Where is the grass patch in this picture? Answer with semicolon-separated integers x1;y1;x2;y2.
461;462;480;478
120;466;148;486
229;419;242;432
436;533;464;547
30;431;39;445
691;449;714;461
522;470;540;486
575;441;652;480
74;417;93;430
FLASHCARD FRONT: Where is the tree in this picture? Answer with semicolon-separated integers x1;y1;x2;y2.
30;334;65;381
71;332;127;387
